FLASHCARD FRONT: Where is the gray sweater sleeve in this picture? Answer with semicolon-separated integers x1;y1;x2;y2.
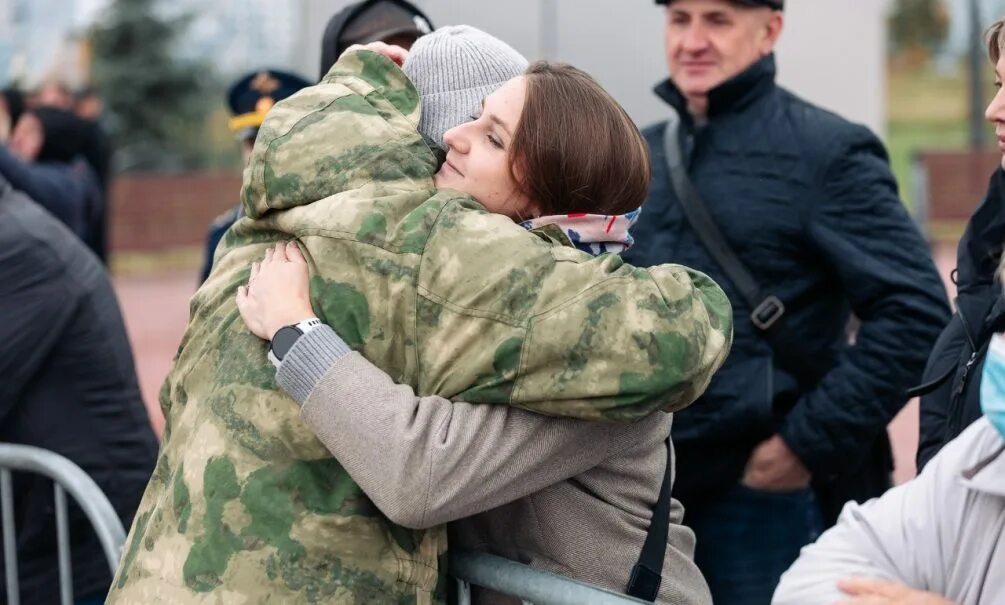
276;325;352;403
275;327;612;529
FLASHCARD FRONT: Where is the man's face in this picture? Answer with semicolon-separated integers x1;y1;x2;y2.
34;82;74;110
664;0;782;102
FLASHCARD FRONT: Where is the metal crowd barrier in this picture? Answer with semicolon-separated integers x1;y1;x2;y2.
0;443;126;605
0;443;650;605
449;551;649;605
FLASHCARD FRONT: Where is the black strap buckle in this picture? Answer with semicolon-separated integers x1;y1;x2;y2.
627;564;662;602
751;295;785;330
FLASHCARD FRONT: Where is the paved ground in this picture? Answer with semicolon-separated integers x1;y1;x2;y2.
112;241;960;484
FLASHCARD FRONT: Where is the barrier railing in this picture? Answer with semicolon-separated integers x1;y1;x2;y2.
0;443;127;605
449;551;649;605
0;444;653;605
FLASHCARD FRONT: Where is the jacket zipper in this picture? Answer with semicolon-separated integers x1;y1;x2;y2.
955;351;979;397
949;309;981;437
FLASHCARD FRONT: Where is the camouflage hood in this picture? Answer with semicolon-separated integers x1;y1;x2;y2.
108;50;732;604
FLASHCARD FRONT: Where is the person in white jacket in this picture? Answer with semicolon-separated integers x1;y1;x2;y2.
772;328;1005;605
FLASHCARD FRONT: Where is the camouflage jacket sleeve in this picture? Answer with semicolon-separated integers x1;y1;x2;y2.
414;203;734;421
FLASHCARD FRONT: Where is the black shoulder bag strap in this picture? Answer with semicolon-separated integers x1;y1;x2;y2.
661;112;829;384
626;437;672;601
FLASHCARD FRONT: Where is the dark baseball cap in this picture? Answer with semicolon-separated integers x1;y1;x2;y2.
340;0;433;51
319;0;434;79
656;0;784;9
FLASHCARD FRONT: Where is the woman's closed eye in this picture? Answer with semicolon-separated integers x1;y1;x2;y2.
487;133;504;149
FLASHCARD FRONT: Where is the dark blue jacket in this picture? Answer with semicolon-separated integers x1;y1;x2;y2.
623;56;949;511
200;204;242;282
0;182;158;603
917;168;1005;470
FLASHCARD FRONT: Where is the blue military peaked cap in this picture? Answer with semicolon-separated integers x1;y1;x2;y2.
227;69;311;139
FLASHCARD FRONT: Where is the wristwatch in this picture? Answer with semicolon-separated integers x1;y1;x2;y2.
267;317;322;368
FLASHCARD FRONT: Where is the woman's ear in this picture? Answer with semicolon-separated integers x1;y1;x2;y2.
525;199;542;219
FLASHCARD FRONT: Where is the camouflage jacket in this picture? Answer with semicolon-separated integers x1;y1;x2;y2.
108;51;732;604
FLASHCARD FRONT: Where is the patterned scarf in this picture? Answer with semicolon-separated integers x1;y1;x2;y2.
521;208;641;256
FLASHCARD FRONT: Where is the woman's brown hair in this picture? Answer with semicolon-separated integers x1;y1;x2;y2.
509;62;651;217
988;19;1005;63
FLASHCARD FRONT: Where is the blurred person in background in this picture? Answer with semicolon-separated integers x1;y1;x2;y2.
772;258;1005;605
28;81;113;262
915;18;1005;473
0;174;158;604
0;106;104;261
318;0;433;79
621;1;950;603
73;87;113;198
73;86;103;123
200;69;310;282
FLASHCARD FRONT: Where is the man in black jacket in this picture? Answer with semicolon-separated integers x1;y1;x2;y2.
623;2;950;603
0;179;158;603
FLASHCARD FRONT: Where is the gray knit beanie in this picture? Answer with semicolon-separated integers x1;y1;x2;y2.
403;25;528;150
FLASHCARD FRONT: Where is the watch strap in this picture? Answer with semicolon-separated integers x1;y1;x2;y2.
268;317;322;368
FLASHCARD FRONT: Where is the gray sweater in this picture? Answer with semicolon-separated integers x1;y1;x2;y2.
277;325;712;605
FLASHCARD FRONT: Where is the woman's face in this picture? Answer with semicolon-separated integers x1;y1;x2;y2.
434;76;537;220
987;54;1005;169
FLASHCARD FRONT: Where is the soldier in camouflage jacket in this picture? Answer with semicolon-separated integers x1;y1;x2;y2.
107;49;732;604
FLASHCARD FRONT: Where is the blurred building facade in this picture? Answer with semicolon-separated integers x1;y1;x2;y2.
0;0;307;89
0;0;893;134
172;0;303;76
0;0;83;87
299;0;893;136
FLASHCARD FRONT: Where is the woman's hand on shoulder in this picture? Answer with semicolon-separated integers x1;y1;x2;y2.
343;42;409;67
236;241;316;341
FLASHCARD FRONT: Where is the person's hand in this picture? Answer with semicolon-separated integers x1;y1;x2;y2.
835;577;956;604
741;434;812;491
343;42;409;66
236;241;315;341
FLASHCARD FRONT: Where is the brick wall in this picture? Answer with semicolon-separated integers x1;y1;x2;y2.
108;172;244;252
917;150;1000;230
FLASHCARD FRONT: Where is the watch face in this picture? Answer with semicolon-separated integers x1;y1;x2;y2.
271;326;303;360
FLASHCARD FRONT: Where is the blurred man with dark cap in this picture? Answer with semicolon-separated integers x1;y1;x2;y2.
318;0;433;79
621;1;950;603
200;69;310;282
